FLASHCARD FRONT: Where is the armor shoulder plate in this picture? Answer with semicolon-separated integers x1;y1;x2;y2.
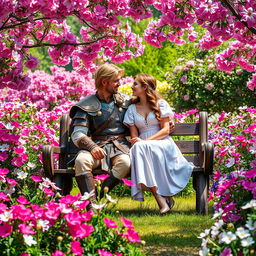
114;93;132;109
70;94;101;118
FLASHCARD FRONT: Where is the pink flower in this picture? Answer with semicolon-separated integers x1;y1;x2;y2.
120;217;134;229
6;178;18;185
0;192;10;201
94;174;110;181
25;55;39;69
43;187;55;196
98;249;113;256
104;218;118;228
52;250;66;256
69;223;94;239
0;168;9;176
123;229;141;243
0;223;13;237
17;195;30;205
0;152;8;161
71;241;83;255
243;169;256;178
31;176;42;183
220;248;232;256
18;223;36;235
121;178;135;187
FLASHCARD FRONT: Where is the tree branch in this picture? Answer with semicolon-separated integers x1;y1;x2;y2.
22;35;107;48
221;0;256;34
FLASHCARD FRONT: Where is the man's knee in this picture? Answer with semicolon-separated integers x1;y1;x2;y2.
74;152;95;176
112;154;131;179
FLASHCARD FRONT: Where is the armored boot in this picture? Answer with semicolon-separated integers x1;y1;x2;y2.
100;172;120;198
75;172;96;210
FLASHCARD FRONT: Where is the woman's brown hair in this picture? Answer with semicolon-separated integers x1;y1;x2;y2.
132;74;162;121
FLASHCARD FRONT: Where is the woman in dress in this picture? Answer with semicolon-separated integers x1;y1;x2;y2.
123;74;194;215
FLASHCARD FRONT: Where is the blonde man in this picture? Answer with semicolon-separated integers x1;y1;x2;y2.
70;63;131;205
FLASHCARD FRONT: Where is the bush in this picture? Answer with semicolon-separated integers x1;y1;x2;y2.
166;58;255;113
199;107;256;255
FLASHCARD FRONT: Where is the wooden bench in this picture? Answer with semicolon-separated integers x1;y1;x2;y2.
42;112;214;214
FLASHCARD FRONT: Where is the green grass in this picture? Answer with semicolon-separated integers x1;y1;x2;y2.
110;195;214;256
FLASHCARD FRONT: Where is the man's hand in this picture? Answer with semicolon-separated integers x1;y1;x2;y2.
91;146;107;159
169;121;175;134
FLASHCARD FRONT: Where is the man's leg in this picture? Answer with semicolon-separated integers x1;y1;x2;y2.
100;154;130;198
74;151;101;204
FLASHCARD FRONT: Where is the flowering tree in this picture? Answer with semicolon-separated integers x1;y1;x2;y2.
1;0;256;90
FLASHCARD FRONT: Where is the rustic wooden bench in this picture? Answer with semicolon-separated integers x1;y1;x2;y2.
42;112;214;214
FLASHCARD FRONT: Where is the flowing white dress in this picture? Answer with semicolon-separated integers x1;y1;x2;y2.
123;99;194;201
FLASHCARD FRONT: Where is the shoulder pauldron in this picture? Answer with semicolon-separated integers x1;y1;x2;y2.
70;94;101;118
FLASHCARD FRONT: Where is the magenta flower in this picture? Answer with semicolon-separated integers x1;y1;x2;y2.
12;205;33;221
43;187;55;196
6;178;18;186
104;218;118;228
121;178;135;187
0;223;13;237
94;174;110;181
59;194;80;205
69;223;94;239
120;217;134;229
71;241;83;256
31;176;42;183
243;169;256;178
98;249;113;256
220;248;232;256
123;229;141;243
0;151;8;161
0;168;9;176
52;250;66;256
17;195;30;205
0;192;10;201
18;223;36;235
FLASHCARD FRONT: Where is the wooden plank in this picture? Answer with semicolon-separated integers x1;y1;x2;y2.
184;155;200;166
174;140;199;154
171;123;199;136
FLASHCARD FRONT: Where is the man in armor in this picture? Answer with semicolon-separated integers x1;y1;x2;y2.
69;63;131;204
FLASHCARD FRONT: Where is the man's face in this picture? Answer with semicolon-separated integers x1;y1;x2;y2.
104;74;121;95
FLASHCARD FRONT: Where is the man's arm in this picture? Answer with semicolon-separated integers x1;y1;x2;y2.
71;111;106;159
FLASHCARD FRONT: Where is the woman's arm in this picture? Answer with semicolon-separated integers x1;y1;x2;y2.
145;117;170;140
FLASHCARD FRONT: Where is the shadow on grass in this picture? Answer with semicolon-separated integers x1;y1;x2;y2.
116;208;200;217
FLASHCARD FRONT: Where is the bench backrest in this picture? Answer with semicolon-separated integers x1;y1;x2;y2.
58;112;208;169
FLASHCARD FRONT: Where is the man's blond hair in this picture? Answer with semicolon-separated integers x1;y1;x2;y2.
94;63;124;90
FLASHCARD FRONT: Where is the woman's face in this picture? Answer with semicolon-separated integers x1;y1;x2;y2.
132;78;146;97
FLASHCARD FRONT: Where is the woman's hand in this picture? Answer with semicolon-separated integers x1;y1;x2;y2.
129;137;143;146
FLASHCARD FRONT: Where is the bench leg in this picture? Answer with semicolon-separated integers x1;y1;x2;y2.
194;172;209;215
54;174;73;196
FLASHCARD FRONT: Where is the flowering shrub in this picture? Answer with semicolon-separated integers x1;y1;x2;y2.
0;170;143;256
0;66;95;110
165;58;255;113
199;107;256;255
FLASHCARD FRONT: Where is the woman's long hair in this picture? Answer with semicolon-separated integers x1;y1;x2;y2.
132;74;162;121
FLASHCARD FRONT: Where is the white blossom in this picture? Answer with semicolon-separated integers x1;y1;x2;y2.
225;157;235;168
0;211;13;222
241;199;256;210
235;227;250;239
37;219;50;232
92;203;106;211
219;231;237;244
241;236;254;247
245;219;256;231
198;229;210;239
17;171;28;180
23;235;37;246
106;194;117;203
0;144;9;152
80;190;95;201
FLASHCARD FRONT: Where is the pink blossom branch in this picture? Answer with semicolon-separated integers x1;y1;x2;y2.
221;0;256;34
22;35;107;48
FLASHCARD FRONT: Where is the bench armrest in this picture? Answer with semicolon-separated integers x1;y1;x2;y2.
201;142;214;175
42;145;63;179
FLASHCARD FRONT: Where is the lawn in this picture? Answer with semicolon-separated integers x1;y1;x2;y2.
111;195;214;256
